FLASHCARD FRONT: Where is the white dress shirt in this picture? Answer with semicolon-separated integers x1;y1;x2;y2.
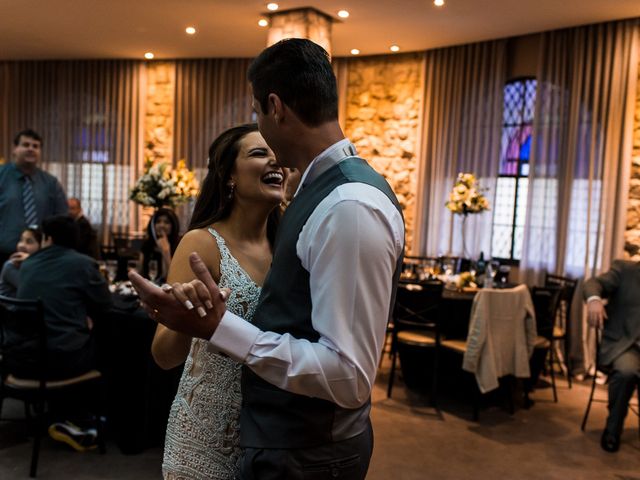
209;139;405;408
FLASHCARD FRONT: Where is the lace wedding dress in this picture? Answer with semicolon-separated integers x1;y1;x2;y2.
163;228;261;480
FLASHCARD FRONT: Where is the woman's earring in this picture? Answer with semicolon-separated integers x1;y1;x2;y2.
228;182;235;200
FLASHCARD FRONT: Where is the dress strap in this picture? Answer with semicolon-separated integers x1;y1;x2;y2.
207;227;233;275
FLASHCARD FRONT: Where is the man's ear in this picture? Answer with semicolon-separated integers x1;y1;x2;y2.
268;93;284;123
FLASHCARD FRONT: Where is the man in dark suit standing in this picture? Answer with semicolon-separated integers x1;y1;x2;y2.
68;197;99;258
584;259;640;452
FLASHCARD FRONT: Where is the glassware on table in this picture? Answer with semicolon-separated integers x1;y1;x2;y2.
127;259;139;273
97;261;108;282
105;260;118;284
484;260;500;288
443;258;457;278
147;259;159;283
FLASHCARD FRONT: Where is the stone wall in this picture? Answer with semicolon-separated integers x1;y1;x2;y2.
144;62;175;166
343;53;423;252
624;61;640;258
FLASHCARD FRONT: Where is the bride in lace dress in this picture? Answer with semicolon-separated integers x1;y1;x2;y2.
151;124;286;479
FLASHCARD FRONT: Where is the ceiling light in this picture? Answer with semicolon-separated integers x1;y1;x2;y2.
267;3;279;11
350;48;360;55
434;0;445;6
144;52;154;60
185;26;196;35
338;10;350;18
390;45;400;52
258;18;269;27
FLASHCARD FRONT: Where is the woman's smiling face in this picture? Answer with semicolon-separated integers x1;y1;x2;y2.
230;131;285;207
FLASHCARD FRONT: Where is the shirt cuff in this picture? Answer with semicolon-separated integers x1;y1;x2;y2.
586;296;602;303
209;310;261;363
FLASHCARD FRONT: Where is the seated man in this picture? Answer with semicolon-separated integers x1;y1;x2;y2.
14;215;112;450
584;260;640;452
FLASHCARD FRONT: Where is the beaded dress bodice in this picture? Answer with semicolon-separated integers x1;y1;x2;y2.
163;228;261;480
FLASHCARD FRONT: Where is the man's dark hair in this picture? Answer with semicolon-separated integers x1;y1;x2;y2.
248;38;338;127
41;215;79;249
13;129;43;146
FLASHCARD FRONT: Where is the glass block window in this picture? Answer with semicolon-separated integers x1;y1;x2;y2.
491;78;537;260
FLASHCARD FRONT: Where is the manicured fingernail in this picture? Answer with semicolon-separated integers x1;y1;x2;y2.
185;300;194;310
162;284;173;292
197;307;207;317
219;291;227;301
205;301;213;309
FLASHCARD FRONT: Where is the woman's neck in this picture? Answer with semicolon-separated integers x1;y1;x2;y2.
221;202;273;244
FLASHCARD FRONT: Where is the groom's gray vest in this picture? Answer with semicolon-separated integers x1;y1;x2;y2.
240;156;404;449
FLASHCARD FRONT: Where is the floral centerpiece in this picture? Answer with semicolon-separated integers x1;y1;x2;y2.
130;159;199;209
445;173;490;215
456;271;478;290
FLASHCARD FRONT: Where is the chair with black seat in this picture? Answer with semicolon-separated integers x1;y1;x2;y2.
530;286;562;402
441;284;536;420
0;295;105;478
387;281;444;405
544;273;578;387
581;328;640;439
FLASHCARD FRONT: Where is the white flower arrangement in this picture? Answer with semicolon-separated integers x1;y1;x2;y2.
130;159;199;208
445;172;490;215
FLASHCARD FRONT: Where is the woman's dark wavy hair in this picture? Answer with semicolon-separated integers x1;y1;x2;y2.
142;207;180;254
189;124;279;246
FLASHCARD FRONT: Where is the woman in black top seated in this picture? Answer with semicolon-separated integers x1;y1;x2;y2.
140;208;180;283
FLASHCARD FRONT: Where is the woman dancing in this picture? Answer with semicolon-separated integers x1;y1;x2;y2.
152;124;285;479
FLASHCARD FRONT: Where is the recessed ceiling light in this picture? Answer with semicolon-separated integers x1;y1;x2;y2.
390;45;400;52
144;52;154;60
338;10;350;18
185;26;196;35
350;48;360;55
258;18;269;27
434;0;445;6
267;3;279;11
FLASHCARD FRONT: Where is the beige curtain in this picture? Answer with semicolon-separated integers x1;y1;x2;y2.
415;40;507;256
173;58;254;172
0;60;144;245
520;19;640;372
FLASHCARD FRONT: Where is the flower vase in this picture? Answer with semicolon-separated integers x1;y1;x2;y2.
461;213;469;259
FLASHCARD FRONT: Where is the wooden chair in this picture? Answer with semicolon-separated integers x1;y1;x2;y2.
441;285;535;420
544;273;578;387
387;281;444;406
581;328;640;437
530;286;562;402
0;295;105;478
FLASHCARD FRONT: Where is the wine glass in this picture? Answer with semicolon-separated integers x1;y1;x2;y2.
105;260;118;284
487;260;500;287
127;259;139;274
148;259;159;283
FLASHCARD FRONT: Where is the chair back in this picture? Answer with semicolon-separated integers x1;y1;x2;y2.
0;295;46;384
544;273;578;327
530;286;562;340
395;281;444;330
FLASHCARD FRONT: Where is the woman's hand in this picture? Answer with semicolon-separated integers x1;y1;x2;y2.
9;251;30;266
156;234;171;255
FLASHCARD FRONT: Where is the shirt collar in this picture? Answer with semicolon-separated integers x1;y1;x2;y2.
294;138;357;197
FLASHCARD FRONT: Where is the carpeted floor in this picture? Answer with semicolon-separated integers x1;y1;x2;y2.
1;359;638;479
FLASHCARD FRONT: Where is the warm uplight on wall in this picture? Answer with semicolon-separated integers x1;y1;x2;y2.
144;52;155;59
267;3;279;11
434;0;445;6
338;10;350;18
185;26;196;35
350;48;360;55
258;18;269;27
390;45;400;52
